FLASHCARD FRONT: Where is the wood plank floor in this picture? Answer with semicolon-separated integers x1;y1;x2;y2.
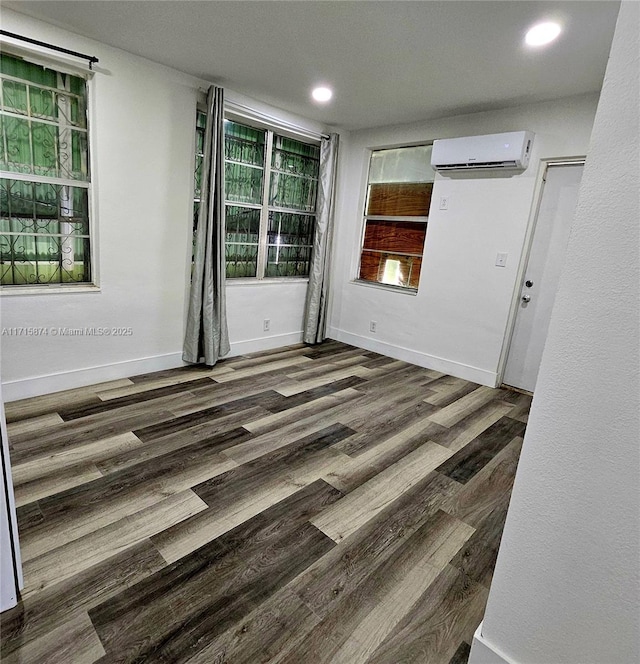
1;341;531;664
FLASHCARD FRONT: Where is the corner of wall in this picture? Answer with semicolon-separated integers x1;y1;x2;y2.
470;623;518;664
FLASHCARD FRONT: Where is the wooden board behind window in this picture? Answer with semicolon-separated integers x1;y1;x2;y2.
362;220;427;255
366;182;433;217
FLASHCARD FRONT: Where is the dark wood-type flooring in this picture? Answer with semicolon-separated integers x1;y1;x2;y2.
1;340;531;664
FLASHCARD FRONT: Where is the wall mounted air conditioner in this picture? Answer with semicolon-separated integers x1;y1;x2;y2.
431;131;535;171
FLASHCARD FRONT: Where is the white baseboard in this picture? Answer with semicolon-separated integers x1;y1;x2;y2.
2;352;185;402
1;332;305;402
469;622;518;664
228;331;304;357
327;328;498;387
3;328;493;401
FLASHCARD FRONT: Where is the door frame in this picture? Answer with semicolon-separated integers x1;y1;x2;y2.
496;156;586;390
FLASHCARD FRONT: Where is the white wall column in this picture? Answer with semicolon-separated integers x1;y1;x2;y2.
469;2;639;663
0;379;23;612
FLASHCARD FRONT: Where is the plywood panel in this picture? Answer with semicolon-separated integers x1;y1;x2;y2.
367;182;433;216
363;220;427;254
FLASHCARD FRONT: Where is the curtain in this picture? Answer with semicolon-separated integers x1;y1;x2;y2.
183;85;230;365
303;133;339;344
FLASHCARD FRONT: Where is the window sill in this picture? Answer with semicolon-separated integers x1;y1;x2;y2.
0;284;101;296
351;279;418;296
226;277;310;286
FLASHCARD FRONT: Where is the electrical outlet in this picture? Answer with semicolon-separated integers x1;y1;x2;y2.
369;320;377;333
263;319;270;332
439;196;449;210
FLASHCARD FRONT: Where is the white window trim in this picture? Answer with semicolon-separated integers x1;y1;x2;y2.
221;116;320;282
0;284;101;296
351;278;418;296
0;47;99;294
224;100;328;143
355;144;434;293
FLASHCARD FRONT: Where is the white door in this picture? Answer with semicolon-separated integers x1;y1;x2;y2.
503;163;584;393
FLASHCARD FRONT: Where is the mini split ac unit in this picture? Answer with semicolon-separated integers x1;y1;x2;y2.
431;131;535;171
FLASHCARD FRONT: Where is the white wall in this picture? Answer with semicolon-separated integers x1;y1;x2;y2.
470;2;639;663
226;280;309;355
328;94;598;385
0;10;327;401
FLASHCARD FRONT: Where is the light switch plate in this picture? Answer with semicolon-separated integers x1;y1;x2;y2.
495;252;508;267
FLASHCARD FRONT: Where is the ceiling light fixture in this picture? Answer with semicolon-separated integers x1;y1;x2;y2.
525;21;562;47
312;86;333;103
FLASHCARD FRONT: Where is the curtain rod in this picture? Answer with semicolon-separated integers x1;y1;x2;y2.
0;30;99;69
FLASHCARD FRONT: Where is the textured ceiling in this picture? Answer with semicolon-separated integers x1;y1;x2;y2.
4;1;621;130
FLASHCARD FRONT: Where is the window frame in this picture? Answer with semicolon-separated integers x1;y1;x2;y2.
194;106;321;283
0;47;99;295
354;143;434;294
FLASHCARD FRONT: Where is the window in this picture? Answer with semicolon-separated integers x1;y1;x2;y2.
0;53;92;287
358;145;434;291
194;114;320;279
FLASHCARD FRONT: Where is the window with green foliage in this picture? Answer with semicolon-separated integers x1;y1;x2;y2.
194;114;319;279
0;53;92;287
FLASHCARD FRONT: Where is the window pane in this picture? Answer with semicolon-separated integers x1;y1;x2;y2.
225;205;260;278
225;162;263;205
362;220;427;255
31;120;59;177
1;115;31;173
224;121;266;203
225;205;260;279
1;55;89;182
267;211;314;246
1;233;90;285
366;182;433;217
1;179;89;234
194;154;203;199
266;211;313;278
359;251;423;290
2;79;28;114
29;86;57;121
272;137;319;177
1;178;90;285
194;112;206;198
225;242;258;278
70;130;88;180
224;121;265;166
369;145;435;184
269;135;319;213
0;54;57;87
226;205;261;244
265;245;312;278
269;171;317;212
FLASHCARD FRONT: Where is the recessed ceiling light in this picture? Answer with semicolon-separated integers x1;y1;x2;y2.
525;21;562;47
312;86;333;103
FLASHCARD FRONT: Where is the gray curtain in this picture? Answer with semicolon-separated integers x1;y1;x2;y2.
183;86;230;365
303;133;339;344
